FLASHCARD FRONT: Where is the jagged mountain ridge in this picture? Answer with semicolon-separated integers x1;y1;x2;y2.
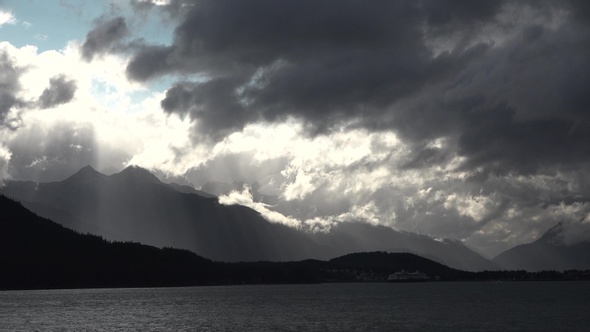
1;165;319;262
0;165;497;271
493;222;590;271
2;194;473;289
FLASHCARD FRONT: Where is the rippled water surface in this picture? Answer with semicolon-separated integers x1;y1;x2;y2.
1;281;590;331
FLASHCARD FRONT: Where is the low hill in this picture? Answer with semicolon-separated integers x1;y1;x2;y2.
328;252;461;279
314;222;498;271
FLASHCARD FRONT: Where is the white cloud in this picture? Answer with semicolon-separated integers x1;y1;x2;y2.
218;184;385;231
219;185;301;228
135;0;172;5
188;117;590;257
443;193;499;222
0;40;196;180
0;10;16;27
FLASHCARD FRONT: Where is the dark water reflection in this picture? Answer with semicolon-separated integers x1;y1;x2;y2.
1;281;589;331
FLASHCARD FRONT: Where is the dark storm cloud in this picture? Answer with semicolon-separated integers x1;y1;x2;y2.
161;78;258;138
396;19;590;175
129;0;498;135
421;0;506;26
564;0;590;22
38;75;77;109
127;1;590;176
0;50;24;130
125;45;174;80
81;16;128;61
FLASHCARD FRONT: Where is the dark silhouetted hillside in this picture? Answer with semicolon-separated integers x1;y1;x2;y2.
0;194;467;289
328;252;461;279
2;195;582;290
0;194;218;290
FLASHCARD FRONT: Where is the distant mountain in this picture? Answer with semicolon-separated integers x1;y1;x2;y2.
63;164;108;183
1;165;497;271
493;222;590;271
315;222;498;272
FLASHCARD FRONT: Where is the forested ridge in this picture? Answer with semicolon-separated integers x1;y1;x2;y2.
2;195;588;290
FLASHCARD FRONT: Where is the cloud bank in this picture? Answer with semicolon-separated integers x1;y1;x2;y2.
2;1;590;256
124;1;590;175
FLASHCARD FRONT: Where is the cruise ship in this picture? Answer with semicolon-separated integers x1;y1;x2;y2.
386;270;429;282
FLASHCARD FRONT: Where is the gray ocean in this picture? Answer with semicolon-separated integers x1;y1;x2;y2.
1;281;589;331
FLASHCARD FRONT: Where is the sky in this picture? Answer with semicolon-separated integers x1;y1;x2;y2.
1;0;590;257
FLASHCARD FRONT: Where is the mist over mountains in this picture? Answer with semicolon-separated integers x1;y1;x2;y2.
6;193;480;289
1;165;317;262
1;165;498;271
493;222;590;271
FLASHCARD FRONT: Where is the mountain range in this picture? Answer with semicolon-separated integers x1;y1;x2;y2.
2;193;474;289
0;165;530;271
0;195;486;290
3;193;589;291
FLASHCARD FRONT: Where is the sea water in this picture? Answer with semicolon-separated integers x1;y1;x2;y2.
1;281;589;331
